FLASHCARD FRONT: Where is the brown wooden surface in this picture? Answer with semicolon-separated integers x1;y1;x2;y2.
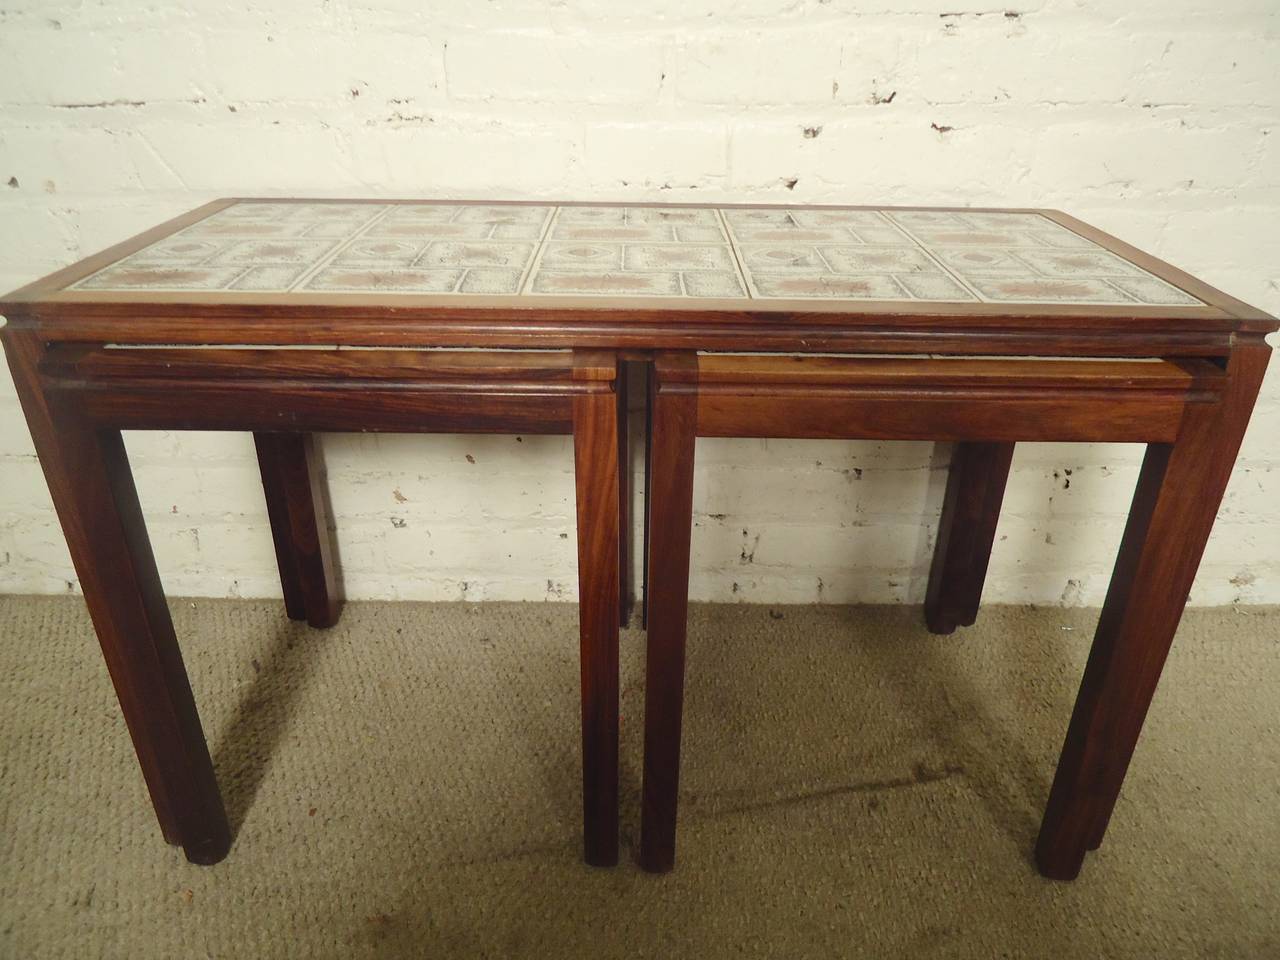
1035;340;1272;880
572;354;623;867
39;347;609;435
687;357;1224;443
1;327;231;864
3;198;1275;880
638;341;1270;879
924;441;1016;635
254;433;341;629
45;345;595;380
2;200;1274;359
4;331;626;867
688;354;1223;387
617;361;633;628
639;354;699;873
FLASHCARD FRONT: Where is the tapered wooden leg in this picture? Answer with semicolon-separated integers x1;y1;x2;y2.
924;441;1015;634
1035;344;1270;881
572;357;622;867
3;330;230;865
254;432;341;628
641;360;654;631
639;354;698;873
617;362;632;628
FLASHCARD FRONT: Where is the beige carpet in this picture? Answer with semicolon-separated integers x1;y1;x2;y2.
1;596;1277;958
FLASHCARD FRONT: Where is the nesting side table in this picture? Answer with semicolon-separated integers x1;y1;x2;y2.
2;199;1273;879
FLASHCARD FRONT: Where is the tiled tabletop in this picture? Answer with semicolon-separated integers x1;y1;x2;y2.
69;201;1202;307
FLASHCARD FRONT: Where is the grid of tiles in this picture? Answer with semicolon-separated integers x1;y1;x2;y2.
723;208;1200;305
70;202;1203;307
525;206;746;298
72;202;555;295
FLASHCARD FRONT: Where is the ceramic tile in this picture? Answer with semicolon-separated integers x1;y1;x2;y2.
1013;249;1148;279
1104;275;1202;306
210;239;343;265
525;206;744;299
67;200;1203;307
528;271;685;296
303;268;466;294
75;263;249;290
967;277;1135;303
418;241;538;270
332;239;430;267
72;202;552;295
540;243;625;269
730;208;1202;305
931;247;1039;277
750;274;908;299
622;244;736;272
228;265;315;291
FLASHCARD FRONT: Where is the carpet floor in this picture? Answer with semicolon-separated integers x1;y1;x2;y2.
1;596;1277;959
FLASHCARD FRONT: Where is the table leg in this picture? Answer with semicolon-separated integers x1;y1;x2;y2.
3;331;230;865
924;441;1015;635
639;355;698;873
617;362;632;628
572;370;622;866
641;360;654;631
1035;344;1270;881
254;432;341;628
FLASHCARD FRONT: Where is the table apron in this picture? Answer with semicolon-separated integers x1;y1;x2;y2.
9;314;1243;359
43;378;596;434
684;385;1218;443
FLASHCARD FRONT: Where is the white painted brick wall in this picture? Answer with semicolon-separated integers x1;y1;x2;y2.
1;1;1277;606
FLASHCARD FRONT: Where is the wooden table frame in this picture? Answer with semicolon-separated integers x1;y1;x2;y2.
640;347;1269;880
2;198;1274;878
1;336;626;867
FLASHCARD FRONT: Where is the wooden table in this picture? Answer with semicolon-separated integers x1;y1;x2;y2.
2;199;1274;877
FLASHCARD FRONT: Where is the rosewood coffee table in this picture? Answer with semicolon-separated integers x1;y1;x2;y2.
2;199;1273;878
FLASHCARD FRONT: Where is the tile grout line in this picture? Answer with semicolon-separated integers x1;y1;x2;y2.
716;208;755;299
877;210;988;304
516;205;558;295
518;205;562;295
285;203;398;293
448;204;470;294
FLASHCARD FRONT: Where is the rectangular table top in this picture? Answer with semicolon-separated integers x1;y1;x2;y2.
2;199;1274;356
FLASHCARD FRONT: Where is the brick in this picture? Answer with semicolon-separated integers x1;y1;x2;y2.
0;128;183;195
349;121;581;192
0;203;80;281
446;34;663;104
1129;32;1280;109
1027;120;1262;193
206;30;441;104
130;463;271;520
585;123;727;188
1239;399;1280;465
0;28;210;105
912;26;1144;106
137;122;356;191
730;116;1034;196
0;400;35;453
677;33;843;105
326;468;574;523
0;460;54;516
